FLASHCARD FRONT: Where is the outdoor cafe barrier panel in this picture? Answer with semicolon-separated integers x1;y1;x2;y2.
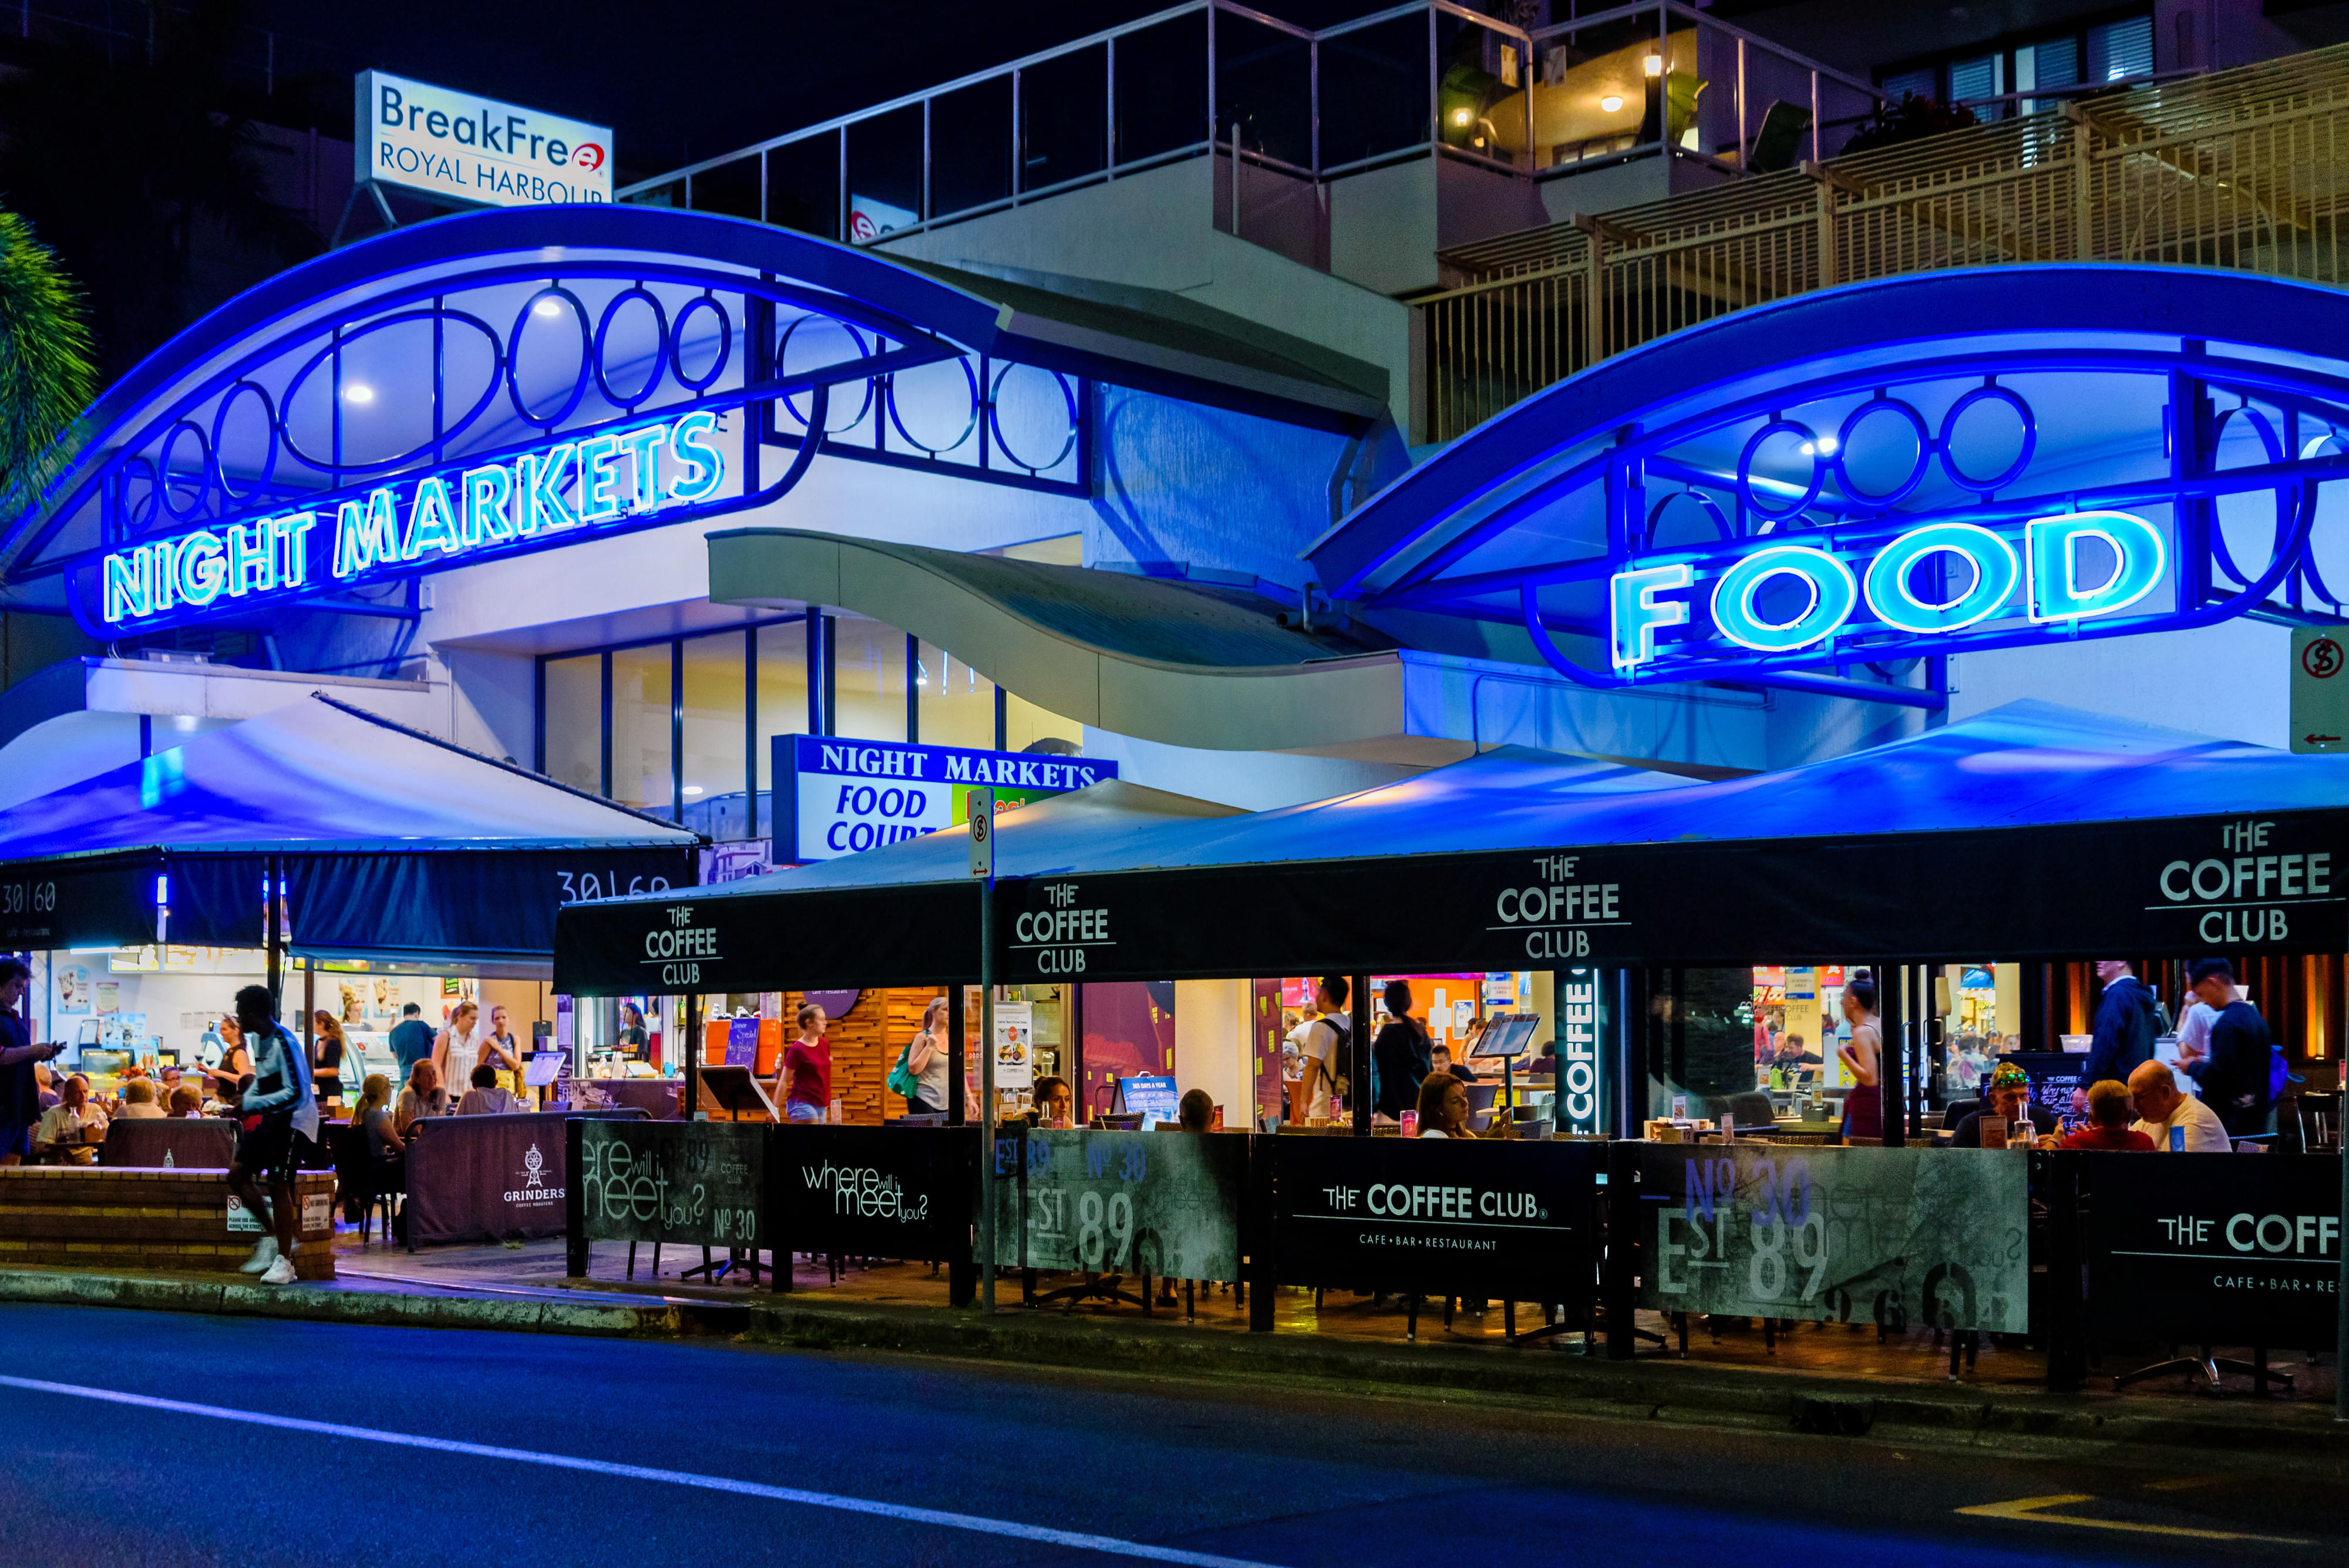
572;1118;766;1255
780;1125;975;1264
1634;1145;2030;1334
2079;1152;2341;1351
989;1128;1247;1283
1271;1136;1598;1309
407;1111;642;1246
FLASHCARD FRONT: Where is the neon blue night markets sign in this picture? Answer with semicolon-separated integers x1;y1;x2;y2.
1608;510;2166;673
97;409;725;626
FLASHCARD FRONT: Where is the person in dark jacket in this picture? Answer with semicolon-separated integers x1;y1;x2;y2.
2178;957;2272;1138
1370;980;1432;1122
388;1002;436;1084
2082;960;2160;1088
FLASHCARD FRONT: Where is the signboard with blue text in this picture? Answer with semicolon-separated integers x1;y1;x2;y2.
357;70;611;210
774;735;1115;863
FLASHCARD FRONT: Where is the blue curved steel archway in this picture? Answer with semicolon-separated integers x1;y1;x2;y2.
1311;265;2349;707
2;205;1105;637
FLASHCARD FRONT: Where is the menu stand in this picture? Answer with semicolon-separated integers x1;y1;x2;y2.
678;1068;776;1287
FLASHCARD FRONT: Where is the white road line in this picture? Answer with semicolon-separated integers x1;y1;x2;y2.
0;1374;1281;1568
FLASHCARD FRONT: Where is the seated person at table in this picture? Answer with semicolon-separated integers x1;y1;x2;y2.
167;1086;203;1118
394;1060;449;1135
1025;1076;1074;1128
1176;1089;1214;1132
455;1062;520;1116
32;1061;58;1112
1432;1044;1478;1084
115;1079;167;1121
1947;1064;2058;1148
1416;1074;1476;1138
35;1073;107;1156
2126;1059;2231;1152
2060;1079;2155;1150
353;1074;405;1165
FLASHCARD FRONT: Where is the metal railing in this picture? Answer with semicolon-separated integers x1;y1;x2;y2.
1419;41;2349;442
616;1;1874;254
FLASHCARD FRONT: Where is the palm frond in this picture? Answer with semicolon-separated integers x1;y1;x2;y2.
0;205;97;526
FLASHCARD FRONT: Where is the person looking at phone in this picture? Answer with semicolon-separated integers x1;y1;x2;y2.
0;957;63;1166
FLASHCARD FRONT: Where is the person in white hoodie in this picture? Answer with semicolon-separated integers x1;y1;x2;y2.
224;984;318;1286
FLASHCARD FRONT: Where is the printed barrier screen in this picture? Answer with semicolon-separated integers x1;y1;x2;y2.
577;1118;764;1251
2081;1152;2341;1351
1635;1145;2030;1333
780;1125;974;1262
989;1128;1247;1282
1272;1136;1598;1303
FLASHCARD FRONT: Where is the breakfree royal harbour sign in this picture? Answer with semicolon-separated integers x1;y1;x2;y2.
775;735;1116;862
94;409;725;629
358;70;611;209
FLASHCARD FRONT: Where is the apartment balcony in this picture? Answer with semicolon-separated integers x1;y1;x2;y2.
1418;39;2349;442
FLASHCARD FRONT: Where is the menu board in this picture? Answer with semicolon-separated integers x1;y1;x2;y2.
989;1127;1245;1281
578;1120;763;1249
2083;1152;2340;1351
1273;1136;1597;1303
1636;1143;2028;1333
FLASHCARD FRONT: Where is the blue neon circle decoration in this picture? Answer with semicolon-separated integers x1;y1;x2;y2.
1862;522;2019;634
1736;419;1826;523
1937;383;2037;493
1709;544;1856;652
1831;396;1933;507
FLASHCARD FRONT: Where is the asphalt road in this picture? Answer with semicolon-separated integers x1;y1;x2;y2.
0;1305;2340;1567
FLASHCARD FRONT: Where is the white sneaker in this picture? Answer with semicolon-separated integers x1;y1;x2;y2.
239;1236;278;1274
260;1256;298;1286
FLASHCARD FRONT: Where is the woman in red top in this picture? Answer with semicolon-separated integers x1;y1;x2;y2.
777;1003;832;1124
2059;1079;2155;1151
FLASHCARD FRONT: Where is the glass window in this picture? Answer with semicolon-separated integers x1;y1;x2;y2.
1005;690;1083;753
542;653;601;795
754;620;812;833
916;640;995;749
610;643;674;817
681;631;750;840
830;614;908;741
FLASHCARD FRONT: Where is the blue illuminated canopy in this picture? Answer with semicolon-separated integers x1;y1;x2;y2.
1310;266;2349;708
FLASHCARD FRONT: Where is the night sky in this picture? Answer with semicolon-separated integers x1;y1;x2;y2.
241;0;1336;182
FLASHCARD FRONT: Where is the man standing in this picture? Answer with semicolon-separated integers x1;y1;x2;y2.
2125;1059;2230;1152
388;1002;434;1085
2176;958;2272;1139
2082;960;2160;1089
0;958;65;1166
1287;977;1350;1123
224;984;318;1286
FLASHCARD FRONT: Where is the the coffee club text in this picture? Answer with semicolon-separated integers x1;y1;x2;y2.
99;410;723;626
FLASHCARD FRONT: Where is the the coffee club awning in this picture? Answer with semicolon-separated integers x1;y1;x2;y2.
0;695;697;963
556;701;2349;995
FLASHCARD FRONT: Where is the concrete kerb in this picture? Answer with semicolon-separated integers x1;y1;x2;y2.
4;1263;2343;1468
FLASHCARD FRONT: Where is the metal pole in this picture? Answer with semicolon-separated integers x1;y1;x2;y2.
979;872;997;1311
264;855;282;1012
2337;1128;2348;1420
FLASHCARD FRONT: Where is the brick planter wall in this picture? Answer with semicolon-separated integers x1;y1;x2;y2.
0;1168;338;1279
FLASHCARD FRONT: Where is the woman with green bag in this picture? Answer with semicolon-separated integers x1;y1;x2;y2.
890;998;952;1118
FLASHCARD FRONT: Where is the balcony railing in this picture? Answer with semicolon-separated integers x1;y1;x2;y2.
1419;41;2349;442
615;1;1876;255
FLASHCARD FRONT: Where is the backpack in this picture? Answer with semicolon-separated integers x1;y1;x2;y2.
2269;1042;2292;1102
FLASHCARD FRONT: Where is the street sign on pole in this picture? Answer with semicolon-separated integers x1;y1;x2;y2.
2291;626;2349;753
971;788;996;1313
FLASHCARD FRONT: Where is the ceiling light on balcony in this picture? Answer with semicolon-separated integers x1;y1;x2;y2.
534;297;563;318
1600;95;1624;113
343;383;375;404
1452;107;1472;126
683;784;704;796
1643;54;1664;78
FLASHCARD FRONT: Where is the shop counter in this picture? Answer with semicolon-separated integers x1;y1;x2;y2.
0;1166;336;1278
577;1078;679;1119
100;1118;236;1169
405;1109;647;1246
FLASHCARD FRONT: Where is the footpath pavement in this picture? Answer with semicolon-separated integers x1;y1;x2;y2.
4;1234;2342;1475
